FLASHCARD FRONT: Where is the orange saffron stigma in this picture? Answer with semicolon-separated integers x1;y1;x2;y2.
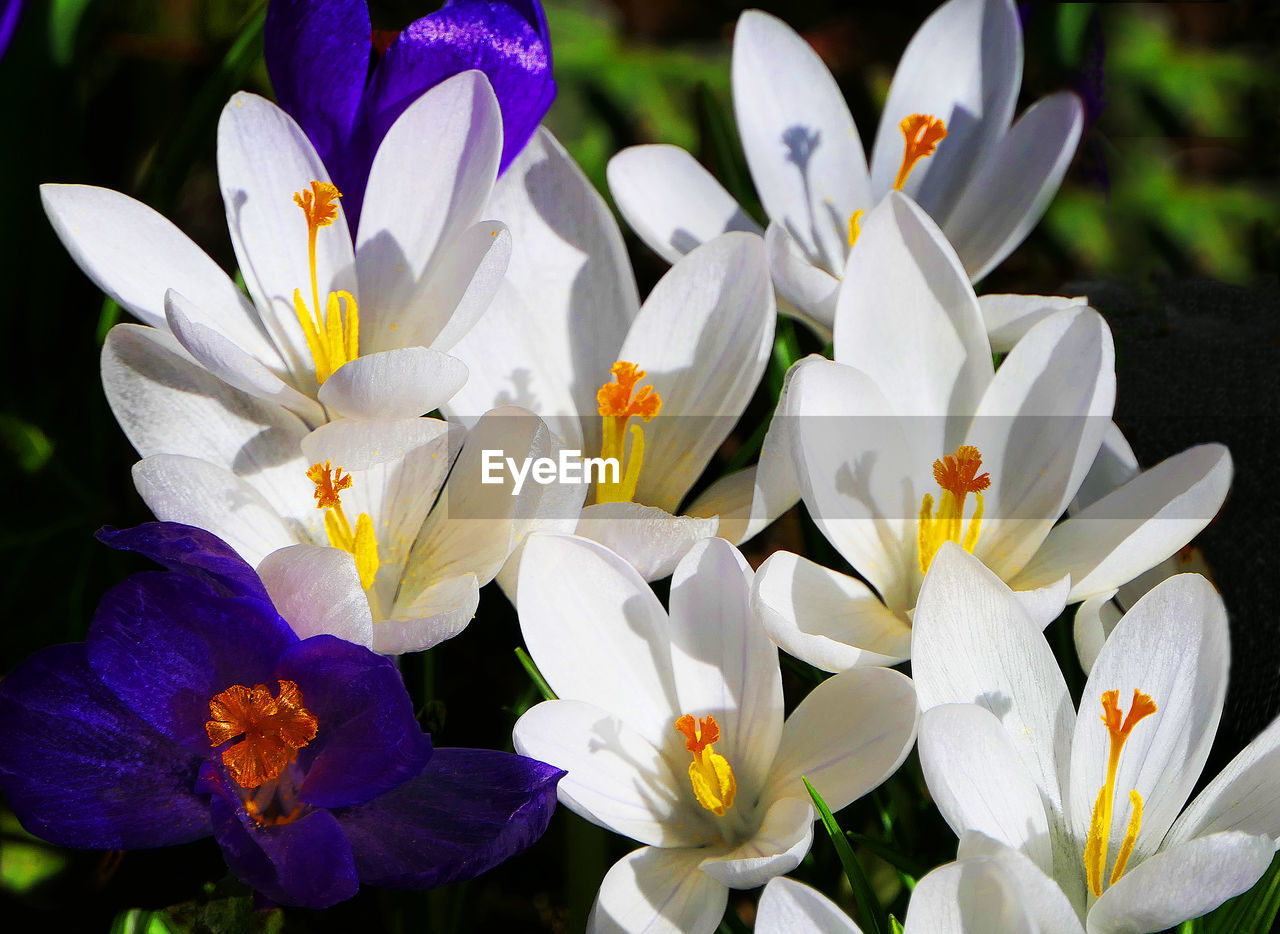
293;181;342;232
307;460;352;510
206;680;318;790
933;445;991;498
597;361;662;420
894;114;947;190
675;714;721;754
674;714;737;816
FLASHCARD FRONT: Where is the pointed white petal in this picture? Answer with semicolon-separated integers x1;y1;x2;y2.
256;544;374;647
732;10;870;272
904;853;1036;934
699;797;813;889
513;699;694;848
956;832;1086;934
756;878;863;934
356;71;501;337
1073;593;1121;675
764;222;841;334
1071;421;1138;515
588;847;727;934
317;347;468;419
218;92;355;386
945;93;1084;282
608;145;761;265
374;574;480;655
575;502;719;583
1167;714;1280;844
753;551;912;672
980;293;1091;355
765;667;916;812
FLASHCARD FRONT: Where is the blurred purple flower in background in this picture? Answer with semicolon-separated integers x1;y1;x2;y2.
265;0;555;224
1;0;24;59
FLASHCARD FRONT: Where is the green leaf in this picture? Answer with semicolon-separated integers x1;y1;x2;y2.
1200;848;1280;934
0;813;66;893
889;915;906;934
48;0;95;66
515;647;557;701
0;415;54;473
803;776;885;934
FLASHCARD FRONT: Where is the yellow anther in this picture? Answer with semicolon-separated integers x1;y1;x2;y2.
917;444;990;574
1084;689;1157;896
675;714;736;816
596;361;661;505
894;114;947;191
293;182;358;385
306;461;381;591
847;209;865;248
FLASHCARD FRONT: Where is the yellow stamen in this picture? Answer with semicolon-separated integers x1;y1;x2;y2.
847;209;865;247
306;461;381;591
595;361;661;504
917;444;990;574
206;680;318;790
675;714;736;816
1084;689;1158;896
894;114;947;191
292;182;359;384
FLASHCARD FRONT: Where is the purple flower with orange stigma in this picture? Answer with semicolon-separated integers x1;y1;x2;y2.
0;522;564;909
265;0;555;223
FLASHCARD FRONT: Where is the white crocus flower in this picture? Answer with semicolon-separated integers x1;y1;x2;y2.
752;194;1231;670
608;0;1083;335
910;545;1280;934
512;535;917;934
447;129;799;580
101;322;574;654
44;71;510;425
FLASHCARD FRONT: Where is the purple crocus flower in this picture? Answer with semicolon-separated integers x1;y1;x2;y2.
0;522;563;909
265;0;555;224
0;0;24;60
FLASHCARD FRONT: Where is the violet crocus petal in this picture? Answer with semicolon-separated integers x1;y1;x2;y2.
275;635;432;809
86;571;296;753
263;0;371;175
97;521;271;602
205;770;359;909
335;747;564;887
0;0;23;59
364;1;555;176
0;643;210;850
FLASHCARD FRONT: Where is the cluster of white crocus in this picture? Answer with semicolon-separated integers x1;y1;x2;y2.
42;0;1273;929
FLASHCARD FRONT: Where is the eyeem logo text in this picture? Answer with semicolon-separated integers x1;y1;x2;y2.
482;450;619;495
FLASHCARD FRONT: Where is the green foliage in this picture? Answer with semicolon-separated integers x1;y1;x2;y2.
805;777;886;934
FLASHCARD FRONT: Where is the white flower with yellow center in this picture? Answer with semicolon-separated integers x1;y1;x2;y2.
752;193;1232;670
44;70;511;425
511;535;917;934
446;129;800;581
909;544;1280;934
607;0;1083;335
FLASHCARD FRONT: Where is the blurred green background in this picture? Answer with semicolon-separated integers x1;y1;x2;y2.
1;1;1277;931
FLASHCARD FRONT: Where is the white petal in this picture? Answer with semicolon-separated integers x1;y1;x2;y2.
1011;444;1232;602
608;145;761;265
668;539;783;804
218;92;355;386
919;704;1053;873
1071;421;1138;515
755;878;862;934
515;534;677;744
575;502;719;583
588;847;727;934
1087;832;1275;934
1167;714;1280;844
132;454;302;566
979;293;1091;355
165;289;324;424
256;544;374;647
513;700;694;848
356;71;501;336
764;222;841;335
699;797;814;889
966;307;1114;582
1073;593;1121;675
732;10;870;272
945;93;1084;282
40;184;275;363
911;545;1075;839
318;347;468;419
955;832;1086;934
374;574;480;655
619;232;774;512
1068;574;1230;866
765;667;916;812
833;194;992;455
752;551;911;672
869;0;1021;223
904;854;1036;934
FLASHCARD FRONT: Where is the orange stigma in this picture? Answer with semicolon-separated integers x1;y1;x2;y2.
293;181;342;232
894;114;947;190
595;362;662;505
675;714;721;755
918;444;990;573
933;445;991;498
206;680;318;790
307;460;353;510
1084;689;1158;896
675;714;736;816
292;182;359;385
597;361;662;420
